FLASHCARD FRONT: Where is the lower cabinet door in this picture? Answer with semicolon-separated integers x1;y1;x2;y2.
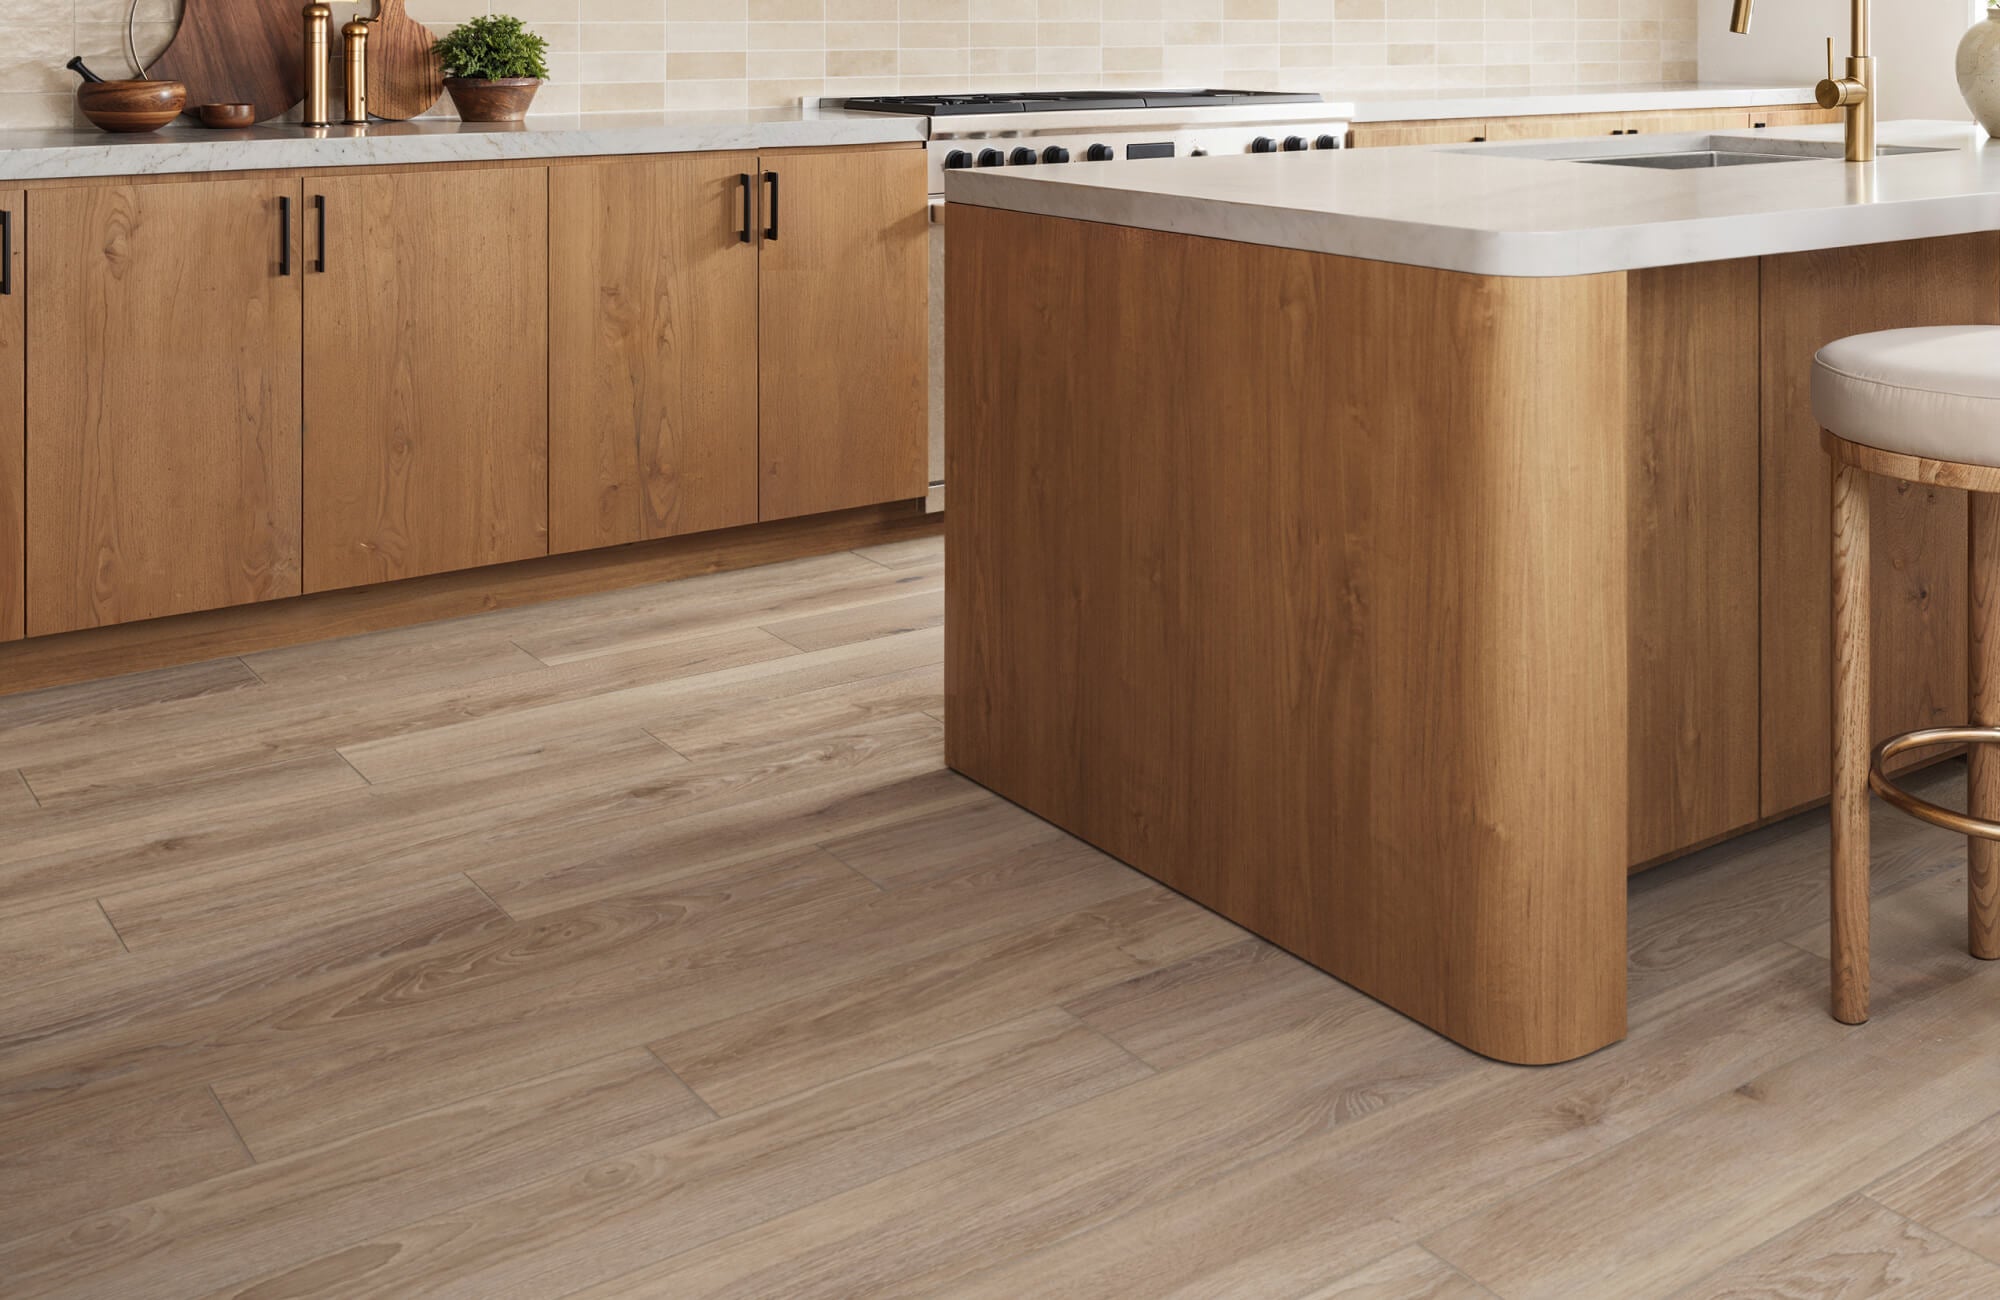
27;177;303;635
549;153;759;553
757;146;928;522
0;187;20;642
303;166;549;591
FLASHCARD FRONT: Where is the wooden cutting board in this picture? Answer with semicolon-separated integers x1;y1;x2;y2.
365;0;444;121
146;0;303;122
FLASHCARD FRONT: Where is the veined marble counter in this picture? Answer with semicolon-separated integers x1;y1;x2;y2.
947;121;2000;278
1345;81;1823;123
0;107;925;182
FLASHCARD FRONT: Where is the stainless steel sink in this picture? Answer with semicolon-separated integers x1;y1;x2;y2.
1571;143;1949;169
1578;149;1816;169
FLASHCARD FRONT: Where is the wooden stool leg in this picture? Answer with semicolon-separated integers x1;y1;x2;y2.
1831;460;1871;1024
1971;492;2000;960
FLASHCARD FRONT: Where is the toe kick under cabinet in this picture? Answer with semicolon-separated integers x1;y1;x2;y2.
2;144;928;638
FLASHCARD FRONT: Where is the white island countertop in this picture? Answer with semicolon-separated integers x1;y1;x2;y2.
947;120;2000;278
0;106;925;182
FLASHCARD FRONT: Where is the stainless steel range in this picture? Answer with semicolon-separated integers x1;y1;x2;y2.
840;89;1358;511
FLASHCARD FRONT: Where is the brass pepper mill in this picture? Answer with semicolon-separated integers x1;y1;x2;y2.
302;2;332;127
342;17;369;124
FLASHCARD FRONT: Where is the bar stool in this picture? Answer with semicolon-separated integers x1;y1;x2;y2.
1817;324;2000;1025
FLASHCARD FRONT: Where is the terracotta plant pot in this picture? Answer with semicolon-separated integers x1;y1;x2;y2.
444;77;540;123
76;79;187;133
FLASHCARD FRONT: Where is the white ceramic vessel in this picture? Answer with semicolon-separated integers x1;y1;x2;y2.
1958;10;2000;137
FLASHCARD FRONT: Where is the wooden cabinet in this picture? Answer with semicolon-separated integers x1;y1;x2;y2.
549;153;760;553
26;177;303;635
1349;120;1489;147
1757;235;2000;816
304;166;550;591
757;147;927;522
1485;112;1633;141
0;188;19;642
1752;107;1845;128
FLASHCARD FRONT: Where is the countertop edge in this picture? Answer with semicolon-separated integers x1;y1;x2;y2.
1345;83;1826;124
0;115;928;182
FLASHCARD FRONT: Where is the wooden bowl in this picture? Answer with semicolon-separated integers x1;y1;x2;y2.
76;79;187;133
196;102;256;129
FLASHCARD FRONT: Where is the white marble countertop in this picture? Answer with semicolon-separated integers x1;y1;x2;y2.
946;121;2000;277
1344;81;1824;123
0;107;925;181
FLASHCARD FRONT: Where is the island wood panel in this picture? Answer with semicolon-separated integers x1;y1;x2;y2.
550;153;759;553
303;165;549;592
1623;110;1752;133
25;177;303;636
1758;234;2000;817
758;146;927;522
0;187;20;642
1626;260;1761;867
1751;107;1846;128
1484;111;1632;140
947;203;1629;1065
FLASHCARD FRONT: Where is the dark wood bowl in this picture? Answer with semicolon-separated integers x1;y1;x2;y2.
77;79;187;133
196;102;257;129
444;77;540;123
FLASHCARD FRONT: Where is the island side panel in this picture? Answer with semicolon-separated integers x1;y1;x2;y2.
1626;260;1762;868
1759;234;2000;818
946;204;1629;1065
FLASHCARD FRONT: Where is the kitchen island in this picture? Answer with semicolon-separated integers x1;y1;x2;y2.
944;121;2000;1064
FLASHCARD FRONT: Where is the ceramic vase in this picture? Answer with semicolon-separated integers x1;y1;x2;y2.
1957;10;2000;137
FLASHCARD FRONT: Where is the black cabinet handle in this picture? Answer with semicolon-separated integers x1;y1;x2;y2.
738;172;752;244
763;170;779;241
313;194;327;273
0;209;11;295
279;196;292;276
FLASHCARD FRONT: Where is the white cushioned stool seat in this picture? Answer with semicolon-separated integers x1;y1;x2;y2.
1813;325;2000;466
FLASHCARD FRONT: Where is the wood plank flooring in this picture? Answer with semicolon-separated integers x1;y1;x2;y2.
4;534;2000;1296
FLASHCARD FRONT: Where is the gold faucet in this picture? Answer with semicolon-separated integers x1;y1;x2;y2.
1730;0;1874;162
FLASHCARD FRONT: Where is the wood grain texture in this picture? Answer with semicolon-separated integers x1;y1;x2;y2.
1752;106;1848;127
1759;235;2000;816
303;165;549;591
0;501;937;698
1348;120;1489;147
9;534;2000;1298
947;203;1629;1065
1623;109;1752;133
1831;460;1871;1024
758;146;927;521
26;177;302;635
1973;492;2000;960
362;0;444;121
550;153;758;553
1626;261;1761;867
1484;111;1630;139
0;187;20;643
145;0;303;122
1679;1195;2000;1299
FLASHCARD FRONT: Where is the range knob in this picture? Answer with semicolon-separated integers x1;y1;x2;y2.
1041;144;1072;163
976;147;1005;167
1249;136;1278;153
1009;146;1038;165
1084;142;1116;161
1282;135;1309;151
943;149;973;169
1315;133;1342;149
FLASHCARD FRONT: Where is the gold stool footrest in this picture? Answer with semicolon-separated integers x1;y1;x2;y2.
1870;727;2000;840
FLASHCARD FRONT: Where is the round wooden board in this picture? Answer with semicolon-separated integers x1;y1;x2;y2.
146;0;304;123
366;0;445;121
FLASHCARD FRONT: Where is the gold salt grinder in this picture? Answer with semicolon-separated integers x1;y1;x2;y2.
342;17;370;124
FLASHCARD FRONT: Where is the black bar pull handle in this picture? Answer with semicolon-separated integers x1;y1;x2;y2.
1;209;12;296
738;172;752;244
278;196;292;276
763;170;779;241
313;194;327;272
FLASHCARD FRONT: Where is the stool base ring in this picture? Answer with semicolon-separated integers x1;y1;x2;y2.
1869;727;2000;840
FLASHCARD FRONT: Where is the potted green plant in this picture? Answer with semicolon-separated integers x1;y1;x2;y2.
433;14;550;122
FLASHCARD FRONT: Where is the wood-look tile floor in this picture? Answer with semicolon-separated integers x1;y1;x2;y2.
3;534;1998;1297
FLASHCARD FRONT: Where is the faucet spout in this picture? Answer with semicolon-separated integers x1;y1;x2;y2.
1729;0;1751;34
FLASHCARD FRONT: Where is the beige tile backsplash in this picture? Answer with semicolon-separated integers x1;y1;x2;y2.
4;0;1696;129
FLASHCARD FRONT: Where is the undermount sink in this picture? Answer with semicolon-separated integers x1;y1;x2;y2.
1568;142;1951;169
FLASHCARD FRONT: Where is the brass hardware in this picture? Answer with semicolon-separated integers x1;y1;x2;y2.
1869;727;2000;839
302;3;332;127
1728;0;1872;162
341;18;369;125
